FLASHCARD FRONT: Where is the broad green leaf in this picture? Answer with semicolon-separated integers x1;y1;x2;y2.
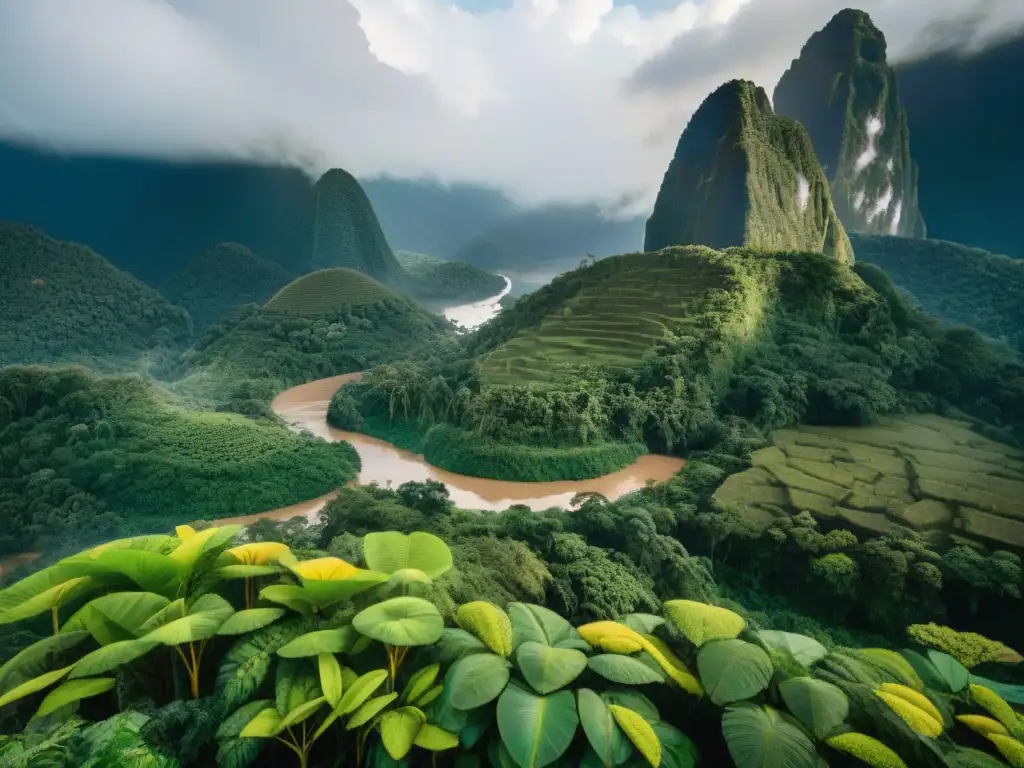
697;640;772;706
414;723;460;751
218;608;286;636
577;688;632;767
93;550;182;596
381;706;427;760
387;569;434;591
722;703;818;768
757;631;828;667
508;603;575;649
419;685;443;707
143;594;234;645
778;677;849;739
217;699;274;740
260;585;316;614
588;655;664;686
401;663;440;705
278;626;360;658
971;675;1024;705
516;641;588;695
170;525;241;567
135;598;186;635
298;570;390;609
488;738;521;768
663;600;744;648
608;705;661;768
0;665;72;709
899;649;949;692
363;531;453;579
353;597;444;646
347;692;399;728
0;631;89;693
497;681;578;768
459;706;492;749
621;614;666;634
457;601;513;657
240;707;283;738
446;652;511;710
600;691;659;723
338;669;389;714
651;721;699;768
318;653;344;708
438;628;488;662
32;677;114;719
927;650;969;693
278;696;326;730
0;562;97;615
0;577;92;625
70;639;156;678
276;658;322;715
62;592;170;645
216;564;282;580
853;649;924;690
216;617;313;709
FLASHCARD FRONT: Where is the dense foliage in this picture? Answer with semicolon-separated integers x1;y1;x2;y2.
0;366;358;558
395;251;506;303
0;523;1020;768
0;222;192;369
163;243;292;331
333;246;1024;482
851;233;1024;350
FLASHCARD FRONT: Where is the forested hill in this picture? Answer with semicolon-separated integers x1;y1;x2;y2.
0;221;192;368
895;33;1024;257
162;242;293;331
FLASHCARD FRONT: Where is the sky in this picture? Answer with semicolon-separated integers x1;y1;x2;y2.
1;0;1022;215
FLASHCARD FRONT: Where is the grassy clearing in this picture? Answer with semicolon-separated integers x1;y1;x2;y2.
477;250;733;386
264;268;401;316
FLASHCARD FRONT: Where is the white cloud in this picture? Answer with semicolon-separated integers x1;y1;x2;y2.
0;0;1021;213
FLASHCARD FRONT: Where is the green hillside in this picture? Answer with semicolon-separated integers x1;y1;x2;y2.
645;80;853;263
264;267;400;316
162;242;292;330
850;233;1024;348
395;250;506;302
311;169;405;285
774;9;925;237
0;365;358;557
0;222;192;367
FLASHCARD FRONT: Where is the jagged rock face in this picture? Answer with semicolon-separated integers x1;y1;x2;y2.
312;169;405;286
645;80;853;264
773;9;925;238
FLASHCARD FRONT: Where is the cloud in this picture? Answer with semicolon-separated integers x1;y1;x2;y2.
1;0;1021;212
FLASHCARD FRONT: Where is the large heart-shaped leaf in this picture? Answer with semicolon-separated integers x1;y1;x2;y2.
497;681;578;768
663;600;744;648
363;531;453;579
438;628;488;663
457;602;513;657
508;603;576;649
588;655;664;686
697;640;772;706
353;597;444;647
278;627;360;658
722;703;818;768
758;631;828;667
778;677;849;739
517;642;588;695
447;652;511;710
577;688;632;767
32;677;115;720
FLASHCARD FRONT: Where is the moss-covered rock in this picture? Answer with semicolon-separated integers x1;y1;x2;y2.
645;80;852;263
773;9;925;238
312;168;405;286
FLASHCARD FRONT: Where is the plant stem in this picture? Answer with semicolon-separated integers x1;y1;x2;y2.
244;577;252;610
51;606;59;634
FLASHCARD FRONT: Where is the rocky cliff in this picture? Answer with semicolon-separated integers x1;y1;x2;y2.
312;169;405;286
645;80;852;263
773;9;925;238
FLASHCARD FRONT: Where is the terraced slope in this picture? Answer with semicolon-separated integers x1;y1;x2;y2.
712;414;1024;550
264;268;400;317
475;247;763;387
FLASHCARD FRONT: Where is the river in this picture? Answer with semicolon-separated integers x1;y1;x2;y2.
0;279;684;576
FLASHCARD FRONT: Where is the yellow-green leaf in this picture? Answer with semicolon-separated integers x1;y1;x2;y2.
662;600;744;648
318;653;343;709
338;669;388;714
240;707;283;738
278;696;326;730
825;732;908;768
0;665;73;710
456;602;513;657
32;677;114;720
381;707;426;760
956;714;1008;736
608;705;661;768
346;692;398;729
69;639;156;678
363;531;453;579
413;723;460;751
401;663;439;705
0;577;92;625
